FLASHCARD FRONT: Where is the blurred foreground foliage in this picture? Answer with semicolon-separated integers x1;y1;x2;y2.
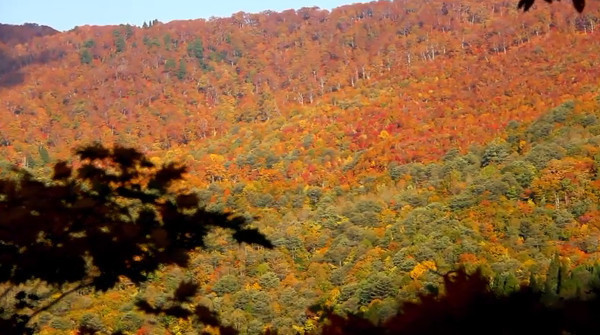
0;144;271;334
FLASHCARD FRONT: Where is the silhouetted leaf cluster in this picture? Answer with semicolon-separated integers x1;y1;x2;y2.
518;0;585;12
0;144;271;333
313;268;600;335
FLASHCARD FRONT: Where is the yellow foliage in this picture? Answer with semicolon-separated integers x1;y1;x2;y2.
326;287;341;306
379;130;390;139
488;244;509;258
304;319;317;332
410;261;437;280
37;327;63;335
203;325;222;335
422;260;437;271
293;325;305;333
244;282;262;290
523;259;536;268
149;156;162;166
384;255;395;269
171;324;182;334
208;153;225;163
273;301;282;314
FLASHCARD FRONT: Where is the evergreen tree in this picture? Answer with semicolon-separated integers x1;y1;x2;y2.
187;38;207;69
79;49;92;64
163;33;172;50
38;145;50;164
83;39;95;48
177;59;187;80
115;36;126;53
164;58;176;72
545;254;561;295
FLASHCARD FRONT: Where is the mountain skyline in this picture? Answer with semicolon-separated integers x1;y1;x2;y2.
1;0;357;31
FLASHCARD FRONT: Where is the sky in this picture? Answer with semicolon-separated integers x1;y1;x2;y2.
0;0;358;31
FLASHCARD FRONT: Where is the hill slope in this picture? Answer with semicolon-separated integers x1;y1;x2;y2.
1;0;600;334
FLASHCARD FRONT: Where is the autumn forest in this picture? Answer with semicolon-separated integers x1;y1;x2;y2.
2;0;600;333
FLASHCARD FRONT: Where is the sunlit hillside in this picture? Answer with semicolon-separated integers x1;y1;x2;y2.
1;0;600;333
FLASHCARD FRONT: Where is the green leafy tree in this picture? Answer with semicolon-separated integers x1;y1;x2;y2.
187;38;207;70
83;39;95;48
79;49;92;65
163;33;172;50
213;275;242;296
113;31;126;53
164;58;176;73
358;273;395;305
38;145;50;164
177;59;187;80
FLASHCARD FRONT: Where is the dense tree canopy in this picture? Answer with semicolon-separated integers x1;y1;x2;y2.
0;144;271;334
0;0;599;333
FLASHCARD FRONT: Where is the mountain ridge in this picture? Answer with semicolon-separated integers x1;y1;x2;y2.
1;1;600;333
0;22;58;46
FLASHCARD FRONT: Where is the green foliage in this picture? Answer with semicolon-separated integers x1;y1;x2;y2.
492;272;520;295
79;313;105;332
143;35;161;47
481;139;511;167
501;160;537;188
259;272;280;289
25;153;36;169
394;190;430;208
176;59;187;80
306;187;322;206
115;36;126;53
123;24;134;40
548;101;575;123
79;49;92;64
358;273;395;304
49;317;72;331
343;200;383;227
187;38;209;70
112;30;126;52
82;39;95;48
387;162;404;181
247;192;275;208
115;312;144;332
38;145;50;164
525;143;565;169
164;58;176;71
233;290;272;321
163;33;172;50
213;275;242;295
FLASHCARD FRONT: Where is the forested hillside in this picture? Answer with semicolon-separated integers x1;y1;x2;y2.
1;0;600;333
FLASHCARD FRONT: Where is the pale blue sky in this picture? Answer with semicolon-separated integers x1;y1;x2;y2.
0;0;359;31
